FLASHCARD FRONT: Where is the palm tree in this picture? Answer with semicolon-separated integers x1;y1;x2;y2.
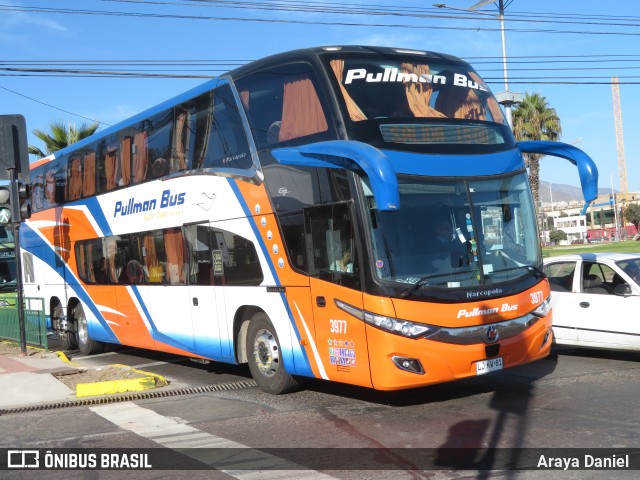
28;120;100;158
512;92;562;217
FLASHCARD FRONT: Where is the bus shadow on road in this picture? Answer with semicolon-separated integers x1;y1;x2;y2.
432;354;559;475
302;353;559;407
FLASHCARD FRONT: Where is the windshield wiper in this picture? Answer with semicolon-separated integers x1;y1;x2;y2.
399;272;455;298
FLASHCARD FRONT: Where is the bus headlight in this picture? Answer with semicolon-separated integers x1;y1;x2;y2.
531;296;552;318
335;299;439;339
364;312;437;338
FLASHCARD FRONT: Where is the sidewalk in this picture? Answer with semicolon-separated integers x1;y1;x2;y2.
0;340;167;412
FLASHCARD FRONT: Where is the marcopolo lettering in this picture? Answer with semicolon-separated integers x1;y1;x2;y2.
114;189;185;217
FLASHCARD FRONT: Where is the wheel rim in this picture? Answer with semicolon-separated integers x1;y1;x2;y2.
253;328;279;377
77;309;88;346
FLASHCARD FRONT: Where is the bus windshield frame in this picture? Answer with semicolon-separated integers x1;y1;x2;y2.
364;171;540;297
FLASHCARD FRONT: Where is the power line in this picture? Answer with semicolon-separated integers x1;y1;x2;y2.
0;84;110;126
3;3;640;36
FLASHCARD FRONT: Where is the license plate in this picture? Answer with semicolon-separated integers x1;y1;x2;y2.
476;356;503;375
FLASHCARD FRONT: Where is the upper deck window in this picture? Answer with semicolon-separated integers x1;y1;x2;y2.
235;62;335;149
324;53;513;152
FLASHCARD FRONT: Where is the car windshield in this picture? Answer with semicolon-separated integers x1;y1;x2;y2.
323;51;514;153
364;172;540;294
616;258;640;284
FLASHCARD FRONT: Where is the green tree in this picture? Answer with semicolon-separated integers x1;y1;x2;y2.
512;93;562;219
549;229;567;244
623;203;640;232
28;120;99;158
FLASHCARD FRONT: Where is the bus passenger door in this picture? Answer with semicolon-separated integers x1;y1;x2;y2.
185;224;222;361
305;203;372;388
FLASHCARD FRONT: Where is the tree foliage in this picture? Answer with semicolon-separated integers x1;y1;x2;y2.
28;120;99;158
512;93;562;219
623;203;640;231
549;229;567;243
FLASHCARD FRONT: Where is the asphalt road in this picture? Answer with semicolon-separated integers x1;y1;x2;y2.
1;345;639;479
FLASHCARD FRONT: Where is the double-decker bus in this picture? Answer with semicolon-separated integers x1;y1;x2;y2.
22;46;598;394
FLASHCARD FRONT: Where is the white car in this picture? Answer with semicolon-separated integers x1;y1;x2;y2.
543;253;640;351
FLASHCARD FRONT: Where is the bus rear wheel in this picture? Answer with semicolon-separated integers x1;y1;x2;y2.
53;302;77;351
246;313;300;395
74;304;104;355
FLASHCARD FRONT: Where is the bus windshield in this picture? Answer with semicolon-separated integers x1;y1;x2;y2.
366;171;539;292
324;52;513;152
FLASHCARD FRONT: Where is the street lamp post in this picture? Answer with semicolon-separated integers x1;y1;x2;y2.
434;0;522;127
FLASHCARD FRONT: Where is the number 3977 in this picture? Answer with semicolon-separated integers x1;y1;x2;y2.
330;319;347;334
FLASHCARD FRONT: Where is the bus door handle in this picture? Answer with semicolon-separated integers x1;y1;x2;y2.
316;296;326;308
193;297;199;306
579;301;590;308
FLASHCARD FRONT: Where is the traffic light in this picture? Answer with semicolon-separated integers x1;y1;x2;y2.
0;180;31;225
0;185;11;225
11;179;31;221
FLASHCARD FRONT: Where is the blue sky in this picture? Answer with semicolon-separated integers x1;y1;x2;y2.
1;0;639;191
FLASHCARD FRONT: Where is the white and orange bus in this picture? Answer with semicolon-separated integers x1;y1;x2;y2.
22;46;598;394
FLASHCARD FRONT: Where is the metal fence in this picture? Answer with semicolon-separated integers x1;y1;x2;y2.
0;297;47;350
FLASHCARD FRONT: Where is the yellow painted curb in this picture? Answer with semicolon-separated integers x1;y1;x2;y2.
56;351;74;364
75;364;168;398
76;376;159;397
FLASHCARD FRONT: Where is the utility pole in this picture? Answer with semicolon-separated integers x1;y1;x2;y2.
435;0;522;128
0;115;30;356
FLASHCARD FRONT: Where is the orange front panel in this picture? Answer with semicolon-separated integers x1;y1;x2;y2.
366;313;552;391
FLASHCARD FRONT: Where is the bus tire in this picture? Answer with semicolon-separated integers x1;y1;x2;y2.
74;304;104;355
246;313;300;395
53;302;77;351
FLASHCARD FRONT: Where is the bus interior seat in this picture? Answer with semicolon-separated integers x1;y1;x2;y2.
197;261;212;285
267;121;281;145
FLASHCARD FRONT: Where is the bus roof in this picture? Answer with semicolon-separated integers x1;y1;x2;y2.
30;45;468;169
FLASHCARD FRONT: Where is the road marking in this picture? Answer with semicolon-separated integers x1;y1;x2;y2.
91;403;334;479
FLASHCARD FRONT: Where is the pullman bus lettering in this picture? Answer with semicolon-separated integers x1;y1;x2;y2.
344;67;446;85
114;190;185;217
457;303;519;319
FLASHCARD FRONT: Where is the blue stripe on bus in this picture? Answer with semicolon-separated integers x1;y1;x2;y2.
128;286;196;352
20;223;120;345
226;178;314;378
85;196;113;237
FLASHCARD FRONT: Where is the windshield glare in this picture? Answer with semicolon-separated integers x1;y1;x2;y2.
366;172;539;291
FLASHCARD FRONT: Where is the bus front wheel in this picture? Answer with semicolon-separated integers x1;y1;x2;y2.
246;313;300;395
74;304;104;355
